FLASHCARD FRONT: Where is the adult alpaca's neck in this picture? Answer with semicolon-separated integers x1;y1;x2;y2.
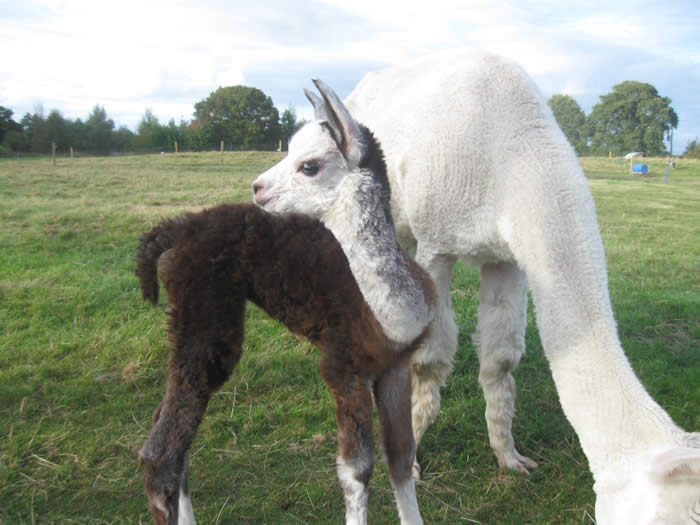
323;136;433;345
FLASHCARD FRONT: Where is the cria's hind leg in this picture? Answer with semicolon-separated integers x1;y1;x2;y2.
323;361;375;525
177;457;196;525
140;370;208;525
140;305;244;524
409;252;457;479
475;261;537;473
375;363;423;525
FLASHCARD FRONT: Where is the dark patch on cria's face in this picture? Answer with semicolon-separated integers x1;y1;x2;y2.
358;124;391;207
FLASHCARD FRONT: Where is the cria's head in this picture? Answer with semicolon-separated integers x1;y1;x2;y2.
252;79;369;220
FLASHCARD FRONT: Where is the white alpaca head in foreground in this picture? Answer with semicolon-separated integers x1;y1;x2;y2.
252;79;372;221
596;442;700;524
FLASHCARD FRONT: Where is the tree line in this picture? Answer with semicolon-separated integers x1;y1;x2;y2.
0;86;304;156
2;81;697;157
547;80;699;157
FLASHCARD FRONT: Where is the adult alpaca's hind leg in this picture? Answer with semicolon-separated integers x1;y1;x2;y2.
475;261;537;473
374;363;422;525
409;252;458;478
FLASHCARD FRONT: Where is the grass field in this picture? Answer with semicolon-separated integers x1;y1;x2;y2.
1;152;698;524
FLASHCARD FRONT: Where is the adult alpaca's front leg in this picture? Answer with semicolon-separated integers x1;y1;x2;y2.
475;261;537;473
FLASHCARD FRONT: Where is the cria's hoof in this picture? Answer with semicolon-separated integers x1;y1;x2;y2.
412;460;421;481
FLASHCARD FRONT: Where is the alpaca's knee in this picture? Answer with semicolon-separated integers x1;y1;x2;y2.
473;299;526;384
477;355;519;387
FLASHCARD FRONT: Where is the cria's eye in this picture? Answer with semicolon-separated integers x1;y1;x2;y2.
300;161;319;176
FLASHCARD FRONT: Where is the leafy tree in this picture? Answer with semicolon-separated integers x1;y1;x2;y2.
0;107;27;154
29;106;49;154
684;138;700;159
188;120;215;151
137;108;159;136
194;86;280;149
67;118;88;151
133;108;165;151
547;94;587;155
585;81;678;156
2;129;28;153
113;126;134;152
46;110;68;151
174;119;195;151
18;113;34;152
163;119;183;150
279;106;304;151
0;106;21;144
85;105;114;154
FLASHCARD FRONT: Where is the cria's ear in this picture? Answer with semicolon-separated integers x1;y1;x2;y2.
649;446;700;482
304;88;327;120
312;78;366;167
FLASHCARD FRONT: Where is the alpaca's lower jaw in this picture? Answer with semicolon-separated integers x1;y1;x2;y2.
254;194;276;209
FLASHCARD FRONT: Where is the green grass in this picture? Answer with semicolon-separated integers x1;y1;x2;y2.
1;153;698;524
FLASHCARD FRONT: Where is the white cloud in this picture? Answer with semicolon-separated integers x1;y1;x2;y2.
1;0;698;143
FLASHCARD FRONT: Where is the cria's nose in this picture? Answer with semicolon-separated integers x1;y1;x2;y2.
252;182;263;195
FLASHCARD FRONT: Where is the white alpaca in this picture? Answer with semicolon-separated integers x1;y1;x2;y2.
253;51;700;524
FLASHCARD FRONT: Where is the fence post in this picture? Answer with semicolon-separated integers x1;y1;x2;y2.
70;147;74;161
175;141;178;154
220;140;224;165
52;143;56;166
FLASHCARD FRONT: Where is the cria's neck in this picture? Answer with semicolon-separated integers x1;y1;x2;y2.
323;172;433;345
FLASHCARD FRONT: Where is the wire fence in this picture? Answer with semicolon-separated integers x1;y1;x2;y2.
0;140;283;160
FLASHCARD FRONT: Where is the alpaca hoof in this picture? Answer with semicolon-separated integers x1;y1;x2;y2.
499;451;538;474
412;460;421;481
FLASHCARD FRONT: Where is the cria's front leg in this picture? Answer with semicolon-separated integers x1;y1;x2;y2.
324;365;375;525
375;364;423;525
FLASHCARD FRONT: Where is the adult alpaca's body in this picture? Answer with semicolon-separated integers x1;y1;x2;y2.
137;203;430;525
252;53;700;524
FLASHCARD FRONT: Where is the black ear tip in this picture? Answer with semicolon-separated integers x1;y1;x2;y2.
312;79;327;93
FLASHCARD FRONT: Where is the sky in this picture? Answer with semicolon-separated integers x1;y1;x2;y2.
1;0;699;152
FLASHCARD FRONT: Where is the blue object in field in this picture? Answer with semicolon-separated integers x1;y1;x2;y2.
632;163;648;173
